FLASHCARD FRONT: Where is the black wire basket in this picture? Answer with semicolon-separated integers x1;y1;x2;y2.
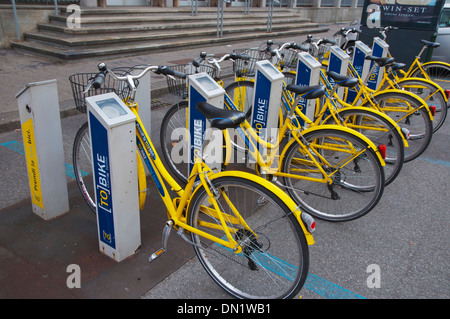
232;48;272;78
69;67;138;113
166;63;217;99
278;47;300;69
301;39;334;62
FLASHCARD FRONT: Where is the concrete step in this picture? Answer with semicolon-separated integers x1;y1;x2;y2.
10;7;329;60
38;16;312;34
12;27;328;60
48;12;302;27
26;22;320;47
58;6;294;16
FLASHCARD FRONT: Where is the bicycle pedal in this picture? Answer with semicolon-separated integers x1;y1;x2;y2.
148;220;173;263
149;248;166;262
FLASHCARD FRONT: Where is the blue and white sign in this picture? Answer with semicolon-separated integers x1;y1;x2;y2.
294;52;321;126
327;46;350;99
86;92;140;262
347;41;372;104
188;73;225;174
367;37;389;91
251;61;283;142
89;112;116;248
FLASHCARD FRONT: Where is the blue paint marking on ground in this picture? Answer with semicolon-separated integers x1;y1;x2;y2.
304;274;366;299
0;140;85;179
419;156;450;168
216;240;365;299
1;140;25;155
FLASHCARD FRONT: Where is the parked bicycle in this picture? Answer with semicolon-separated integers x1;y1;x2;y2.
71;63;316;299
159;62;386;222
331;26;448;133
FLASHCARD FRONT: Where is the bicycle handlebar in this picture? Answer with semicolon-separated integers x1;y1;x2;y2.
85;63;186;93
263;40;309;59
338;27;361;36
378;26;398;40
192;51;251;68
304;35;336;46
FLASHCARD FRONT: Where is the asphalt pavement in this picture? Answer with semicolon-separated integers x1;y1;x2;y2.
0;22;449;305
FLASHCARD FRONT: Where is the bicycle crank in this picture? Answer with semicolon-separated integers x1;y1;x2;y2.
148;220;173;262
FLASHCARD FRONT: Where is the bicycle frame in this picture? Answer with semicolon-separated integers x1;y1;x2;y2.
392;44;450;80
361;56;449;106
126;97;316;251
343;63;435;122
223;84;385;183
132;104;241;252
281;69;408;146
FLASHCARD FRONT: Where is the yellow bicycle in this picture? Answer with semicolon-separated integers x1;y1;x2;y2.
332;26;448;132
160;69;386;222
72;63;315;299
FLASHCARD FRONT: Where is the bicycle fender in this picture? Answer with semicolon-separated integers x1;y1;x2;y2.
137;153;147;210
396;77;447;102
413;61;450;82
189;170;315;245
222;129;232;166
281;124;386;166
372;89;434;121
325;106;409;148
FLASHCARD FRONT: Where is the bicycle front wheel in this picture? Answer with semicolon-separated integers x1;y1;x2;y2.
160;101;190;185
187;176;309;299
282;128;385;222
224;80;255;113
73;122;96;213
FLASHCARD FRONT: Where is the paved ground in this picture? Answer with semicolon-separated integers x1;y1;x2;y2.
0;21;449;306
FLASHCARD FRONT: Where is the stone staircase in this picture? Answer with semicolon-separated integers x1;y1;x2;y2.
10;6;328;60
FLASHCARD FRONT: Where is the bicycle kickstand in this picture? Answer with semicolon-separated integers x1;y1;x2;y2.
148;220;173;262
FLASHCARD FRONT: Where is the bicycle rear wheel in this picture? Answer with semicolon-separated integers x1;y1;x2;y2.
187;176;309;299
411;62;450;95
396;78;447;133
282;128;385;222
327;108;404;186
365;91;433;162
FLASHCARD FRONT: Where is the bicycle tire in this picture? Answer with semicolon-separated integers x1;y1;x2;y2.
187;175;309;299
396;78;447;133
160;101;190;185
411;62;450;95
282;128;385;222
74;121;148;213
73;122;96;213
365;91;433;162
283;72;404;185
224;80;255;113
326;108;405;186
